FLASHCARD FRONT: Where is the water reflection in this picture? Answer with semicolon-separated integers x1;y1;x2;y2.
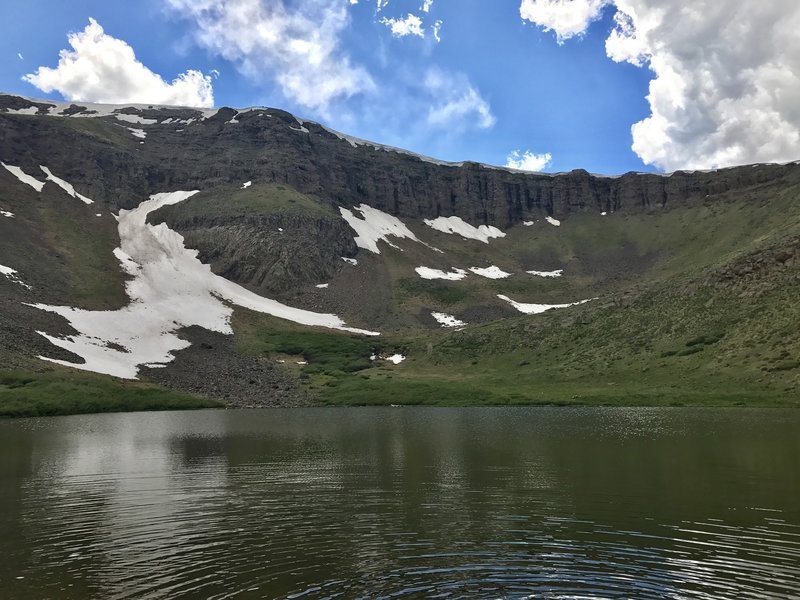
0;407;798;598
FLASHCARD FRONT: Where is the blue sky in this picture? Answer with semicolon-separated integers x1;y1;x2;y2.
2;0;798;175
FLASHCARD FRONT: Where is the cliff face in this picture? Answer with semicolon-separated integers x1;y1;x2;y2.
2;94;799;226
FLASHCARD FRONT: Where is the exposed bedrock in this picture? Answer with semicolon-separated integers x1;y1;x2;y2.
2;95;799;228
155;211;358;294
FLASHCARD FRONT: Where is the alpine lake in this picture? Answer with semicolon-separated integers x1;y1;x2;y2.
1;407;798;599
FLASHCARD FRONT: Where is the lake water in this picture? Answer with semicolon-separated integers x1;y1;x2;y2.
0;407;798;599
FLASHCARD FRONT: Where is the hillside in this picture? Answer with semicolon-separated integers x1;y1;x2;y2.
1;94;798;415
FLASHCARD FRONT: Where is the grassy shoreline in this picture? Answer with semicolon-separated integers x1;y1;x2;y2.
0;369;221;419
1;374;795;420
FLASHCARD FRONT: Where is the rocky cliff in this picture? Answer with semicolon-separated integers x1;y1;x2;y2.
3;94;799;225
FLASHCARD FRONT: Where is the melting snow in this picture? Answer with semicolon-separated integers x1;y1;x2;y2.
469;266;512;279
1;97;220;121
40;167;94;204
1;209;14;218
0;264;30;289
424;216;505;243
386;354;406;364
126;127;146;139
115;114;157;125
340;204;423;254
431;312;466;328
290;125;310;133
3;163;93;204
545;216;561;227
316;283;329;289
241;181;252;189
341;257;358;265
31;190;378;379
5;106;39;115
523;221;535;226
497;294;593;315
527;269;563;278
415;266;467;281
2;163;45;191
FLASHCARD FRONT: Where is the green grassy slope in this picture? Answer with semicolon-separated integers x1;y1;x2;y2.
227;180;800;408
0;365;220;419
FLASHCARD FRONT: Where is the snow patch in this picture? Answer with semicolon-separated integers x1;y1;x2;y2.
415;266;467;281
523;221;535;226
316;283;329;289
545;216;561;227
340;204;423;254
241;181;252;189
386;354;406;364
1;209;14;218
0;264;31;289
601;212;607;216
40;167;94;204
2;163;45;192
527;269;563;278
341;257;358;265
497;294;594;315
126;127;146;139
31;190;378;379
5;106;39;115
115;114;157;125
431;312;466;328
424;216;505;243
469;265;512;279
289;125;309;133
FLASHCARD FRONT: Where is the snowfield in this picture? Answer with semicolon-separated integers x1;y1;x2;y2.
469;266;512;279
0;264;30;289
527;269;563;278
497;294;594;315
32;190;379;379
126;127;147;139
340;204;423;254
2;162;45;191
424;216;506;243
40;167;94;204
415;266;468;281
431;312;466;328
2;162;93;203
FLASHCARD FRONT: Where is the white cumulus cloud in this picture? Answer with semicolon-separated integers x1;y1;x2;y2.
424;69;495;131
505;150;553;171
521;0;800;171
381;13;425;38
421;0;433;12
520;0;609;43
165;0;374;117
23;18;214;107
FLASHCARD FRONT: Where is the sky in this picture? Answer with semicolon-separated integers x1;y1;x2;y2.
1;0;799;175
